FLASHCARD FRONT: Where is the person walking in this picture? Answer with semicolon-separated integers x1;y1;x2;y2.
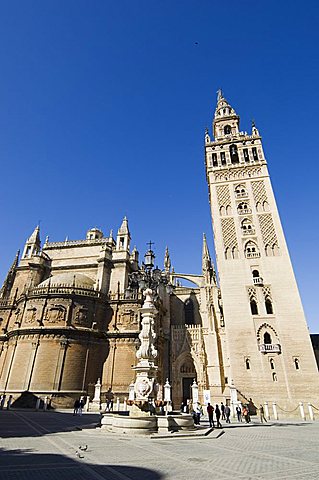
78;398;85;416
259;404;267;423
215;404;222;428
207;403;215;428
225;405;231;423
236;405;242;422
220;402;226;420
73;399;80;416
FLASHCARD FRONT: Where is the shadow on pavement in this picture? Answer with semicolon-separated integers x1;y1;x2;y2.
0;447;163;480
0;410;101;438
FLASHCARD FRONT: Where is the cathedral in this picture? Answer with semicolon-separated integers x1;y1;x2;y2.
0;92;318;413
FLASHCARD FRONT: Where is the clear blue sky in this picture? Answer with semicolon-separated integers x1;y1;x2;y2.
0;1;318;332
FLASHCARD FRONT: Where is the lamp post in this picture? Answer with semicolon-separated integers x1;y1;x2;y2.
130;243;173;414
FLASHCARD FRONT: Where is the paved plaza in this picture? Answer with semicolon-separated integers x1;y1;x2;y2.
0;410;318;479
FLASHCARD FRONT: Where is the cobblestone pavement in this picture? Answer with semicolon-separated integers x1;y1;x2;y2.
0;410;318;479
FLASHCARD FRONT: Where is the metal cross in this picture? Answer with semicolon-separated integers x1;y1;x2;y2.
147;240;154;251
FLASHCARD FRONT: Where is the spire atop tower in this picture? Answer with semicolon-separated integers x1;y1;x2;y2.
118;216;130;236
22;225;41;259
164;246;171;273
213;91;240;140
0;250;20;298
28;225;41;245
116;216;131;251
202;234;216;285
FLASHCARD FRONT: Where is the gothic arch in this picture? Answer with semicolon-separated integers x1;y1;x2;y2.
256;323;279;343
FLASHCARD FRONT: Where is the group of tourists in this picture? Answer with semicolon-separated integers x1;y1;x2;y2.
206;402;231;427
181;400;267;427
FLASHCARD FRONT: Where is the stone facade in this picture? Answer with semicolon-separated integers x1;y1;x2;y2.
0;94;318;413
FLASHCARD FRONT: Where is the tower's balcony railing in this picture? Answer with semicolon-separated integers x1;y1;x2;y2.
253;277;263;285
238;208;251;215
259;343;281;354
235;192;248;199
242;229;255;236
246;252;260;259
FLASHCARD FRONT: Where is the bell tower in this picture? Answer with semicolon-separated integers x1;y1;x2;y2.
205;91;319;409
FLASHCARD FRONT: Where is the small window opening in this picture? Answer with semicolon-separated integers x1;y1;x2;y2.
224;125;231;135
294;358;300;370
264;332;272;344
252;147;258;161
212;153;218;167
270;359;275;370
220;151;226;165
265;298;273;314
245;359;250;370
250;299;258;315
272;372;277;382
252;270;260;278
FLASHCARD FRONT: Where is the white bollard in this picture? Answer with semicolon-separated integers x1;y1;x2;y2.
307;403;314;421
124;397;127;411
85;396;90;412
299;402;306;420
264;402;270;420
116;397;120;412
272;402;278;420
35;398;41;411
43;396;48;411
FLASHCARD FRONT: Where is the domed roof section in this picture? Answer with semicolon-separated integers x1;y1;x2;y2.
39;272;95;288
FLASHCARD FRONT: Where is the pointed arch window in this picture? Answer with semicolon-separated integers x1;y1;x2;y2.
250;299;258;315
230;144;239;164
294;358;300;370
252;147;258;161
245;358;251;370
264;332;272;344
270;358;275;370
184;298;195;325
235;184;248;198
265;298;273;314
238;202;251;214
245;241;260;258
241;218;254;235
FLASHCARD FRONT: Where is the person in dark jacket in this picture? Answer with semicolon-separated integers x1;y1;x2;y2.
215;404;222;428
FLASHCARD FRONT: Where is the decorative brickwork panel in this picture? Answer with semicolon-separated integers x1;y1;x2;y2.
247;287;257;300
262;286;272;299
216;185;231;207
251;180;267;204
221;218;238;249
258;214;278;247
213;166;262;182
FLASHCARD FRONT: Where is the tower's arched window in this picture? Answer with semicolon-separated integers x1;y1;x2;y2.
264;332;272;344
184;298;195;325
250;299;258;315
272;372;277;382
245;359;250;370
252;270;259;278
270;359;275;370
235;184;247;197
245;241;259;258
224;125;231;135
241;218;254;234
265;298;273;314
238;202;250;214
294;358;300;370
230;144;239;164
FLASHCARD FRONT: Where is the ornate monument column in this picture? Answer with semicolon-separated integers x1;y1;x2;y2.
132;288;158;410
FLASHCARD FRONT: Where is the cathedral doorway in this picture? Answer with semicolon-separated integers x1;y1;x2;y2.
182;377;194;404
